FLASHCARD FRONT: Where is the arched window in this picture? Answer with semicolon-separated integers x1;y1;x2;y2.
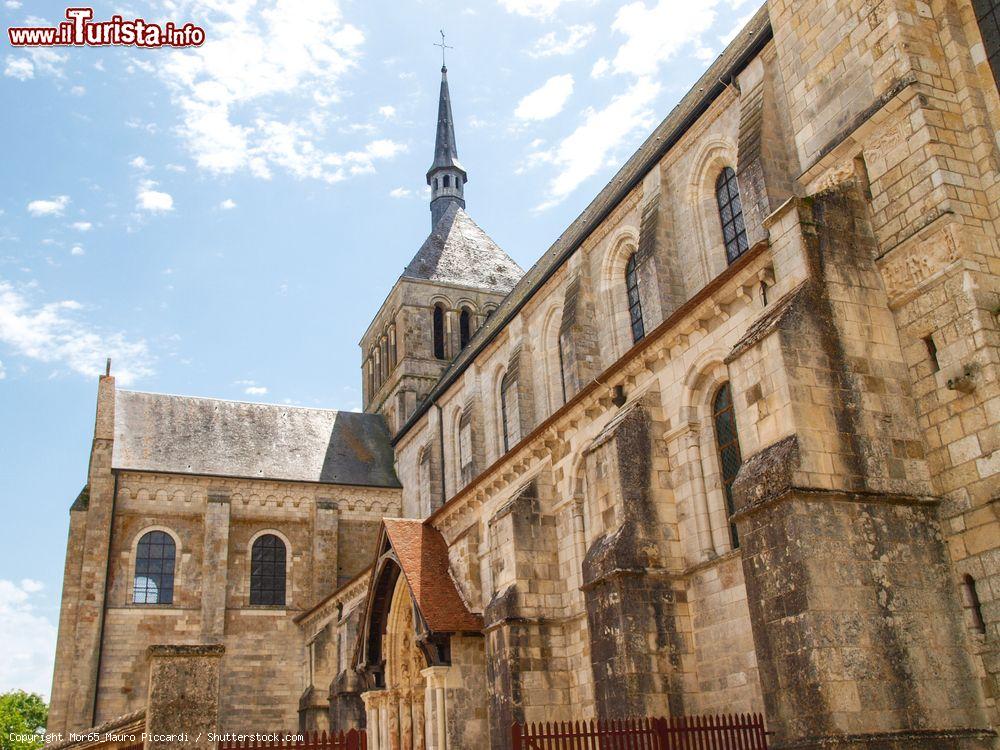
443;175;451;188
500;370;520;452
624;252;644;344
133;530;176;605
973;0;1000;87
459;308;472;350
250;534;286;606
713;382;743;548
433;305;446;360
716;167;749;264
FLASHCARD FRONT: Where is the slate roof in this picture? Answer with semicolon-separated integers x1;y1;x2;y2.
382;518;483;633
402;201;523;293
394;4;773;443
427;66;465;178
112;390;400;487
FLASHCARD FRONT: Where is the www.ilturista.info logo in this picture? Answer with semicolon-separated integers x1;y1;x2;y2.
8;7;205;48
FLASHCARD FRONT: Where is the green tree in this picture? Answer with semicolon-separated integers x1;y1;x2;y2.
0;691;47;750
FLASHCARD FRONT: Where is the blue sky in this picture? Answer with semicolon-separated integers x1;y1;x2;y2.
0;0;757;697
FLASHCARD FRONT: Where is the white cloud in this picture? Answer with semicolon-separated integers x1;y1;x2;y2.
219;198;237;210
378;105;396;119
0;579;56;697
0;359;5;380
529;24;596;58
0;279;153;385
70;85;86;96
165;163;187;173
3;48;67;81
137;181;174;213
71;221;92;232
4;57;34;81
515;74;574;121
5;1;23;8
389;187;412;198
498;0;584;19
611;0;719;76
27;196;70;217
130;155;151;170
156;1;404;183
235;379;267;396
718;10;756;46
532;77;661;209
591;57;610;78
70;245;85;256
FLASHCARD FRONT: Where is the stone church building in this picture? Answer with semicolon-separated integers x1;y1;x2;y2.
48;0;1000;748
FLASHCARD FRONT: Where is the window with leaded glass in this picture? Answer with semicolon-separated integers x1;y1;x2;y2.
500;371;520;452
250;534;286;606
716;167;749;264
625;253;645;344
973;0;1000;89
713;382;743;548
133;530;176;605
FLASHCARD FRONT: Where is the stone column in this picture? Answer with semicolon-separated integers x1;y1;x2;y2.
421;667;449;750
362;690;384;750
412;689;425;750
145;644;224;750
399;690;412;750
201;492;230;641
312;500;339;605
387;689;400;750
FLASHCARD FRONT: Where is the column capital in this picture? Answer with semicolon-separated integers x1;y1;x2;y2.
420;665;450;689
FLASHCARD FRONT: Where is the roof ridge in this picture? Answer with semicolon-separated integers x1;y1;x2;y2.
117;388;359;415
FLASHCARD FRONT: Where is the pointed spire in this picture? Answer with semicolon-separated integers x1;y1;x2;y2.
427;37;467;228
429;66;464;175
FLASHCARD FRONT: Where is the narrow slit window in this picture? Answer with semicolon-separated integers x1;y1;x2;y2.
459;308;472;350
433;305;446;360
963;575;987;634
625;252;645;344
500;371;520;452
713;382;743;548
924;335;940;373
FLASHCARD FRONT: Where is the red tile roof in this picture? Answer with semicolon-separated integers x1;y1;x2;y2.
383;519;483;633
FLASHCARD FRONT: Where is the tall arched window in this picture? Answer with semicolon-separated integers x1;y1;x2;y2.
433;305;446;360
459;308;472;350
625;252;644;344
716;167;749;264
250;534;287;606
133;530;176;605
500;371;520;452
713;382;743;548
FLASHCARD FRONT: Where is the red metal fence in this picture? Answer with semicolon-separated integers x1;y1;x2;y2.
218;729;366;749
512;713;769;749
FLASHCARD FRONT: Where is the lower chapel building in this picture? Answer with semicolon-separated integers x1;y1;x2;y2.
46;0;1000;748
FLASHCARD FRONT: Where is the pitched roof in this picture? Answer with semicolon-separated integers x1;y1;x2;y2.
382;518;482;633
111;390;400;488
402;202;523;293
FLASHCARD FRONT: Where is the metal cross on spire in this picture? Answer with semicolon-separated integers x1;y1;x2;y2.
434;29;453;68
